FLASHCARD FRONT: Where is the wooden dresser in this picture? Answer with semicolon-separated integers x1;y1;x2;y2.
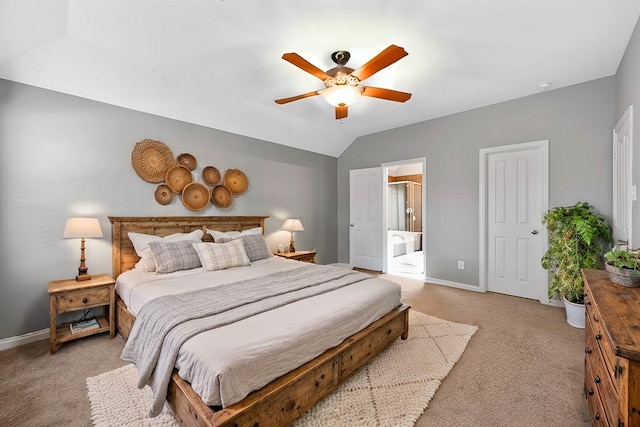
582;269;640;426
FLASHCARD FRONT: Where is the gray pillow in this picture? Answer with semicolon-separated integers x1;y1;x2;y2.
241;234;272;262
148;240;202;274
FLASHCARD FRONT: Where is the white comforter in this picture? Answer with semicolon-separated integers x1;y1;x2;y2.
116;257;402;408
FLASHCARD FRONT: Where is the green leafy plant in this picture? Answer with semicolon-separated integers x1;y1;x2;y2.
541;202;611;304
604;248;640;272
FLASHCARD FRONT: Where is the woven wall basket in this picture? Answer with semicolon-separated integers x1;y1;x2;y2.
211;185;233;208
131;139;176;183
202;166;221;186
182;182;209;211
154;184;174;205
165;165;193;193
223;169;249;194
177;153;197;171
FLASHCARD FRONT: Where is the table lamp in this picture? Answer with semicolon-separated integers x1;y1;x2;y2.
63;217;103;281
281;218;304;253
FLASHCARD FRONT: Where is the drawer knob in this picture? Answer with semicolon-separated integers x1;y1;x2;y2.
585;347;592;354
595;334;601;340
82;297;88;304
594;375;601;384
595;412;600;421
587;388;594;395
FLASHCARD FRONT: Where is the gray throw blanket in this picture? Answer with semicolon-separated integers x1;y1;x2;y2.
121;263;370;417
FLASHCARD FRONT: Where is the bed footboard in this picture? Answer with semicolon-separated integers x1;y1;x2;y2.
167;304;410;427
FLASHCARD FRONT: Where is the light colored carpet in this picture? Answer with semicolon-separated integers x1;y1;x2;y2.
86;311;477;427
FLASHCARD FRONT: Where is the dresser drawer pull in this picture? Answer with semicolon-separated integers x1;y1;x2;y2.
587;388;594;395
82;297;88;304
595;333;602;340
595;412;600;421
585;347;592;354
594;375;601;384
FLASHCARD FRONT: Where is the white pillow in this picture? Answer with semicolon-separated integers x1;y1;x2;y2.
206;227;262;243
192;239;251;271
128;229;203;272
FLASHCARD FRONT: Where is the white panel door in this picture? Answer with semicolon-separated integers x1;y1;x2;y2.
487;146;544;300
613;105;633;248
350;167;383;270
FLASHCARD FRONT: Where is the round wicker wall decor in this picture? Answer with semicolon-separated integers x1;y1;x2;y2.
223;169;249;194
154;184;174;205
211;185;233;208
131;139;176;183
182;182;210;211
165;165;193;193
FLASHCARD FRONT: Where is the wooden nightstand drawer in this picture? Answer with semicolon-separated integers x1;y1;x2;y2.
55;287;111;312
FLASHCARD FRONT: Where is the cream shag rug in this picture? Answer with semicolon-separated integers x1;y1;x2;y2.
86;311;477;427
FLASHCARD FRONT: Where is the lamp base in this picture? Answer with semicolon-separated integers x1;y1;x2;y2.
289;233;296;253
76;273;91;282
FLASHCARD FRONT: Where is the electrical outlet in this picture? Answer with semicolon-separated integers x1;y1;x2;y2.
458;260;464;270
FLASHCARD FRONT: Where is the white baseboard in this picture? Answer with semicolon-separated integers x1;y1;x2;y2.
424;276;482;292
424;276;566;307
0;328;49;352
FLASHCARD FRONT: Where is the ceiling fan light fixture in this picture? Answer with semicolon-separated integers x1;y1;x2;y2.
320;85;362;107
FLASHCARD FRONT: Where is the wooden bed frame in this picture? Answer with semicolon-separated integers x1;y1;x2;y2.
109;216;410;427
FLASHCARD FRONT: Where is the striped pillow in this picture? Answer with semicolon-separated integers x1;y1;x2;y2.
192;239;251;271
148;240;202;274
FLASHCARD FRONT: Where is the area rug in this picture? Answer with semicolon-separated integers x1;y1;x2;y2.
86;311;477;427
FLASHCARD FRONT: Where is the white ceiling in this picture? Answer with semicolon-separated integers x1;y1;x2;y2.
1;1;639;157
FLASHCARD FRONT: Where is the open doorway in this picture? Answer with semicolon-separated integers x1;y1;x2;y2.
383;159;426;280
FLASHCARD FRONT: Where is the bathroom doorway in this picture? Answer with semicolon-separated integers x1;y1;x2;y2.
383;158;426;280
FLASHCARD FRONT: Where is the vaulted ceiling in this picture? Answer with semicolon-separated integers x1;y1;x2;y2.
1;1;639;157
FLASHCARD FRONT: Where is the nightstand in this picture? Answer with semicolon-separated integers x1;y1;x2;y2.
274;250;317;263
48;274;116;354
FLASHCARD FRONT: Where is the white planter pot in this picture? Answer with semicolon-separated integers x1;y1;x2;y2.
562;296;585;329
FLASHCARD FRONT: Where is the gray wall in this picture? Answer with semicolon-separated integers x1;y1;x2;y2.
0;79;338;339
338;77;616;287
616;17;640;247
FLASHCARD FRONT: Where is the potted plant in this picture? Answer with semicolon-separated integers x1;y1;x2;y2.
541;202;611;328
604;248;640;287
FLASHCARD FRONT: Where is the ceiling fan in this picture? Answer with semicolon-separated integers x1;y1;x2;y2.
275;44;412;120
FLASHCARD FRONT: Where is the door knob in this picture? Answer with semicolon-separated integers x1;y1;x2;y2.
531;230;538;235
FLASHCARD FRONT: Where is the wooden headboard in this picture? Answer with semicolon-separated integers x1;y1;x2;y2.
108;216;268;278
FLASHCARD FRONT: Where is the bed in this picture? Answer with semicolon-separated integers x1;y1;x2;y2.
109;215;410;427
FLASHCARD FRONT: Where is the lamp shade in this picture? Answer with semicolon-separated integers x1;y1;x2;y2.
63;218;103;239
281;218;304;232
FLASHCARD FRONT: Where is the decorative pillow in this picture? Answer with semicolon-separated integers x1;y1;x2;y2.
241;234;272;262
206;227;262;243
128;229;203;272
192;239;251;271
148;240;202;274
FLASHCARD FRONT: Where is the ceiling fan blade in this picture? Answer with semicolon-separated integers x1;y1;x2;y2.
351;45;408;82
274;91;320;105
282;53;332;81
361;86;412;102
335;104;348;120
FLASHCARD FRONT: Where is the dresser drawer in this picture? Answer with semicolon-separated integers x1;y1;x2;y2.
586;323;618;422
585;355;611;426
55;287;111;312
586;301;617;389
